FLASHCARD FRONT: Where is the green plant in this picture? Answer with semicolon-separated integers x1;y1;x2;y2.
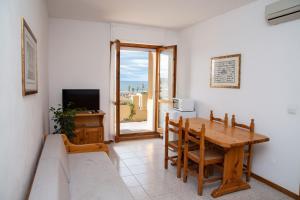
49;104;78;139
128;101;136;120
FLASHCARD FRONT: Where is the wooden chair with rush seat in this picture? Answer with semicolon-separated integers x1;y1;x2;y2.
183;119;224;195
164;113;184;178
231;114;255;182
210;110;229;127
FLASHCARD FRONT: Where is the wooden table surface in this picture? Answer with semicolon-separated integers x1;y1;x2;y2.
184;118;269;149
181;117;270;197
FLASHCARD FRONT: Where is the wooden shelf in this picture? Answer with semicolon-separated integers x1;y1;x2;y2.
75;111;105;117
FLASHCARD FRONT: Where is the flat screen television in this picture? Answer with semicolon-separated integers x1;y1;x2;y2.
62;89;100;111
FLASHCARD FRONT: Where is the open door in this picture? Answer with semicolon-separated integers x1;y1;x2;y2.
155;46;177;134
111;42;177;141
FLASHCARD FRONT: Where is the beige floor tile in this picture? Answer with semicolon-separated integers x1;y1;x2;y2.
123;157;147;166
122;176;141;187
118;166;133;177
128;186;151;200
109;139;293;200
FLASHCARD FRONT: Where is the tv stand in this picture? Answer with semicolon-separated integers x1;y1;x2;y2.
70;111;105;144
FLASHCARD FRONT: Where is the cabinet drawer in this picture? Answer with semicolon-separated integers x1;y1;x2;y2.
71;128;85;144
85;127;101;143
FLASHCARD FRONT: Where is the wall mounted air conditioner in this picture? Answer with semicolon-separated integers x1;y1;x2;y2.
266;0;300;25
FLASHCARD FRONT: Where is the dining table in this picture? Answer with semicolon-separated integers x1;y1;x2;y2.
181;117;270;198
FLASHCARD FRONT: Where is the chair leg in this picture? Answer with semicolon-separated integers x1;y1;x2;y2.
198;164;204;195
177;147;182;178
164;146;168;169
183;152;188;182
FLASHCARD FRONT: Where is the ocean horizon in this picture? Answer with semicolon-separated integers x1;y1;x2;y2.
120;81;148;92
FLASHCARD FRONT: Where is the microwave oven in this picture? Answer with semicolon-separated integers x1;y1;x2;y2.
172;98;194;112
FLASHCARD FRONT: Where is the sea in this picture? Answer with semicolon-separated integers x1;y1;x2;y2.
120;81;148;92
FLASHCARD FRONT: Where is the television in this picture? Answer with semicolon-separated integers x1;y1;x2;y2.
62;89;100;111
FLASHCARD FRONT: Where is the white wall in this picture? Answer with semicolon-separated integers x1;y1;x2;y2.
0;0;49;199
178;0;300;194
48;19;111;139
111;23;178;46
48;19;180;139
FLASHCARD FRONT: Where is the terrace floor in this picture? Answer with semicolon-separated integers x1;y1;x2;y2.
121;121;153;134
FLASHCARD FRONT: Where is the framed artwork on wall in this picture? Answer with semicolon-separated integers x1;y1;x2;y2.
21;18;38;96
210;54;241;89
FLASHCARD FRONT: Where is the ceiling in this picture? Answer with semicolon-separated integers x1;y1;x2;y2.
47;0;256;29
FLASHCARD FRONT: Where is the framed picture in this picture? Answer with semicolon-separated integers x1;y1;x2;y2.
21;18;38;96
210;54;241;89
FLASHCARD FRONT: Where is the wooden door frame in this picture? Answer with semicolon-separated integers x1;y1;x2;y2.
155;45;177;134
110;40;121;142
111;41;177;142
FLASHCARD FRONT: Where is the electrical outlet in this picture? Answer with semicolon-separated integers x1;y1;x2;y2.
287;105;298;115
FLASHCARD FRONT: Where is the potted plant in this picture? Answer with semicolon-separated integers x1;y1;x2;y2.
49;104;78;139
128;101;136;121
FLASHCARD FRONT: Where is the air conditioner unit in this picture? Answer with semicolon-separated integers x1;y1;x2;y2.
266;0;300;25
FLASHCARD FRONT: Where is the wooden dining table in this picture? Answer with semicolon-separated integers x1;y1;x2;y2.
182;117;270;198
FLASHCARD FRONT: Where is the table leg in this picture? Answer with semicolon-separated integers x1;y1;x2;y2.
211;146;250;198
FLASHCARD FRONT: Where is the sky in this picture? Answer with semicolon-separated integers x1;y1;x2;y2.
120;49;171;81
120;49;148;81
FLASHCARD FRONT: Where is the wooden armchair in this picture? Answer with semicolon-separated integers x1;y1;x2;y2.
183;119;223;195
61;134;109;155
210;110;228;127
231;114;254;182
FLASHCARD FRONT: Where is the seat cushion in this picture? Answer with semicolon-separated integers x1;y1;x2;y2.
40;134;70;181
188;149;223;165
68;152;133;200
29;158;70;200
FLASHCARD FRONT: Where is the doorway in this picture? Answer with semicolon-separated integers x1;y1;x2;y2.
119;48;154;134
110;41;176;142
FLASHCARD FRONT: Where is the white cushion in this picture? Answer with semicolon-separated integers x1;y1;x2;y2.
29;158;70;200
40;134;70;181
68;152;134;200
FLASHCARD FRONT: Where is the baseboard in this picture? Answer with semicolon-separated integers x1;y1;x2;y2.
118;132;160;142
251;172;300;200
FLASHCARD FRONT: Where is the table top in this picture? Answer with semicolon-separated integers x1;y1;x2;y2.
182;118;269;149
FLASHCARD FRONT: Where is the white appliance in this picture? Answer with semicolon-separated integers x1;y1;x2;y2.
164;109;197;143
172;98;194;112
169;109;197;121
266;0;300;25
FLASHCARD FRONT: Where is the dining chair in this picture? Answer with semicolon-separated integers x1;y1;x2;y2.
164;112;183;178
210;110;228;127
183;119;224;195
231;114;255;182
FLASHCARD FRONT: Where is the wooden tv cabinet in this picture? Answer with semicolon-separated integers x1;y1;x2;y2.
70;111;105;144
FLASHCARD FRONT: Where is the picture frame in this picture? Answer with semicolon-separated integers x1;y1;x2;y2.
210;54;241;89
21;18;38;96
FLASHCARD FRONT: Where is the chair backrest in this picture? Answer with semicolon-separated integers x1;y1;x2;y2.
184;119;205;160
165;112;183;142
231;114;255;132
210;110;228;127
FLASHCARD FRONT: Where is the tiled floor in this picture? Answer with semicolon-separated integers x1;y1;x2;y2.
108;139;292;200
